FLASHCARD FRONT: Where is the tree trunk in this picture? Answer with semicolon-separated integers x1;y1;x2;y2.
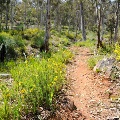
5;0;9;30
10;0;14;29
24;1;27;29
75;11;79;39
96;0;103;48
43;0;51;52
54;4;59;30
40;1;44;27
0;12;2;31
114;0;119;43
37;0;40;29
80;1;86;41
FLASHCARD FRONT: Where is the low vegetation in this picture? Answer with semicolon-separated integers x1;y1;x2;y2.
0;49;73;119
114;43;120;60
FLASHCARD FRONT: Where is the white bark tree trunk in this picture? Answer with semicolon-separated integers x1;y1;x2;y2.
114;0;119;42
80;1;86;41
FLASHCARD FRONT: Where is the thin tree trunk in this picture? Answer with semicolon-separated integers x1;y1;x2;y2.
5;0;9;30
40;2;44;27
101;12;104;41
44;0;50;52
37;0;40;29
75;11;79;39
96;0;103;48
24;1;27;29
0;12;2;31
114;0;119;43
80;1;86;41
10;0;14;29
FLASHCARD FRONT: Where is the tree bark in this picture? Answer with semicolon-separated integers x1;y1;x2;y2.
0;12;2;31
43;0;51;52
80;1;86;41
114;0;119;43
24;1;27;29
40;1;44;27
10;0;14;29
37;0;40;29
5;0;9;30
96;0;103;48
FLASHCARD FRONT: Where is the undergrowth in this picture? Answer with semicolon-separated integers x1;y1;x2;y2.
74;39;95;48
87;55;104;69
0;49;73;120
114;43;120;60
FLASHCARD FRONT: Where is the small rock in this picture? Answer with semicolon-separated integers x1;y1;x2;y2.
72;112;79;118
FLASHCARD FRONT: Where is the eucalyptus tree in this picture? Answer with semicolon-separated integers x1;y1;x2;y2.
114;0;120;42
43;0;51;52
95;0;104;48
10;0;16;29
80;0;86;41
5;0;10;30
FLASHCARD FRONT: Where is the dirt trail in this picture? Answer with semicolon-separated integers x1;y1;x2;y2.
66;47;119;120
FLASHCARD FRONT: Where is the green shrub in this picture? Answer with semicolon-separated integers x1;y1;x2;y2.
0;49;73;119
87;55;104;69
65;32;74;39
0;32;26;60
23;28;40;40
0;32;15;46
114;43;120;60
9;30;19;36
98;45;114;55
75;39;96;47
31;31;45;48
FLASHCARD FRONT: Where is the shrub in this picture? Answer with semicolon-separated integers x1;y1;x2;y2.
9;30;19;36
65;32;74;39
0;32;26;60
0;49;73;119
114;43;120;60
31;30;45;48
87;55;104;69
75;39;95;47
0;32;15;46
23;28;40;40
98;45;114;55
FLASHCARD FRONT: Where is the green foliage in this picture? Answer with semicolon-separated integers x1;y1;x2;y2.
98;45;114;55
0;49;73;119
50;33;72;52
87;55;104;69
114;43;120;60
9;30;20;36
65;31;74;39
23;28;45;48
31;30;45;48
23;28;40;40
75;39;95;47
0;32;26;60
51;29;60;37
13;35;25;48
0;32;15;46
106;17;115;33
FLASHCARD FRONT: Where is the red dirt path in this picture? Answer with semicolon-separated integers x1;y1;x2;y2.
66;47;114;120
